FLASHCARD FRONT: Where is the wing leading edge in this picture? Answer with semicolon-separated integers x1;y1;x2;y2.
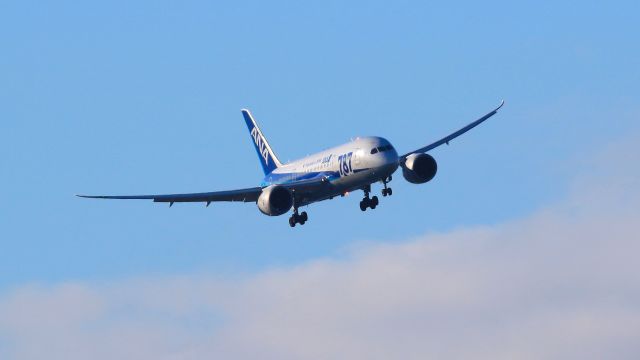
400;100;504;160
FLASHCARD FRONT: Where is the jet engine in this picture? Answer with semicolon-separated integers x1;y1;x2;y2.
257;185;293;216
401;153;438;184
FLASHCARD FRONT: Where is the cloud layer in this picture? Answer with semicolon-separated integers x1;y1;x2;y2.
1;135;639;360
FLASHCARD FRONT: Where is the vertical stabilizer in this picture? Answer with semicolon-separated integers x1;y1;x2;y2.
241;109;283;175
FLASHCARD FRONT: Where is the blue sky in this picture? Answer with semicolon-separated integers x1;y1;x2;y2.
2;1;640;358
2;0;639;288
1;0;640;321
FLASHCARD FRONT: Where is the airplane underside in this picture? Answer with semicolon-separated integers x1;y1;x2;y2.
288;163;398;227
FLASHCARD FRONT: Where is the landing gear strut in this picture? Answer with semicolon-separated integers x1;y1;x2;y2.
289;209;308;227
381;175;393;197
360;185;379;211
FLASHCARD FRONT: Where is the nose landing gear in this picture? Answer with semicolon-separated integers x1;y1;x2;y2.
381;175;393;197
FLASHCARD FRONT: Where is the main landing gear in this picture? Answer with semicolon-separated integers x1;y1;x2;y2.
360;175;393;211
359;185;379;211
289;209;308;227
381;175;393;197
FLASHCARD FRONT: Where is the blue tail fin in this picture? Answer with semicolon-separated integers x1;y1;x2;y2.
241;109;283;175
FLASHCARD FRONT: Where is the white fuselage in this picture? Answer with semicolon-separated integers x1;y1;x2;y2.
262;136;399;206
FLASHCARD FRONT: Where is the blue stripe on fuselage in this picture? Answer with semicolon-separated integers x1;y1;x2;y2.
260;171;339;187
259;168;371;187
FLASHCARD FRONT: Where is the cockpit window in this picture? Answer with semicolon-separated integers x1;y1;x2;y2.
371;145;393;154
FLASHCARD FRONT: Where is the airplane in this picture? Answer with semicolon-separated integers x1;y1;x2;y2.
78;101;504;227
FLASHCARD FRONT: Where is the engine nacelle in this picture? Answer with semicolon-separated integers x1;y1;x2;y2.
257;185;293;216
402;153;438;184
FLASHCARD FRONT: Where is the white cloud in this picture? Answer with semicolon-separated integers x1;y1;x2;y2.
1;135;639;360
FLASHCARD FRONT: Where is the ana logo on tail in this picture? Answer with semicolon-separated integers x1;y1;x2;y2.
251;127;270;166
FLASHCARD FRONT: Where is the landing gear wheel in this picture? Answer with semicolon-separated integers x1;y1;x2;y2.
382;176;393;197
360;196;379;211
370;196;379;209
289;211;309;227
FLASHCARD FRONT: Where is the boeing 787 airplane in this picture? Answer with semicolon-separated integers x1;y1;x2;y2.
78;101;504;227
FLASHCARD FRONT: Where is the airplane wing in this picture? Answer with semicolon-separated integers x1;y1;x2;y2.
399;101;504;160
77;177;332;206
76;186;263;205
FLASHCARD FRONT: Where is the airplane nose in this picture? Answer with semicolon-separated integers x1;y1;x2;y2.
384;148;400;171
387;146;399;162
